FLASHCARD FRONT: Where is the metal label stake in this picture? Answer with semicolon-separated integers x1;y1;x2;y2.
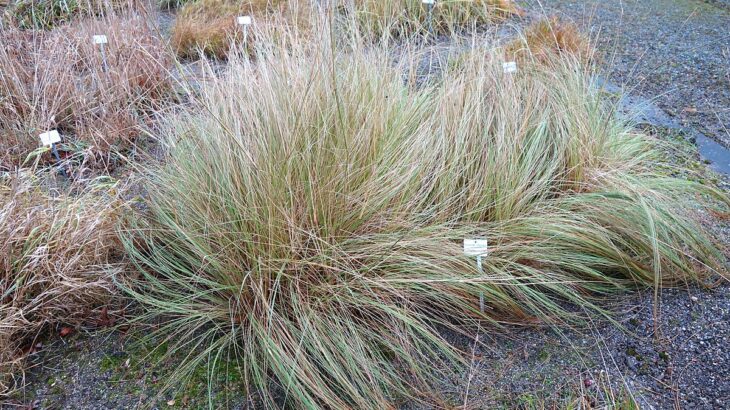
93;35;109;73
463;239;489;313
237;16;253;47
39;130;66;177
423;0;435;36
503;61;517;74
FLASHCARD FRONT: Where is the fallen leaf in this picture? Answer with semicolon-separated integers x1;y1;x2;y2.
167;399;175;406
682;107;698;113
59;327;74;337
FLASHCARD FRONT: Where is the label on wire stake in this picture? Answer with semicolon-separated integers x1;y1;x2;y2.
463;239;489;256
93;35;108;44
503;61;517;73
39;130;61;147
237;16;252;25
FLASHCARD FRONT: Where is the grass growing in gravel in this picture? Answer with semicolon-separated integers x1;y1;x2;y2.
121;22;728;409
170;0;519;60
0;174;127;396
0;14;171;171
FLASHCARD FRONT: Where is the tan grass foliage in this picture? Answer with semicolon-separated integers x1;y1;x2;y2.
0;14;171;171
0;174;127;395
170;0;303;59
170;0;519;59
123;24;728;406
506;16;594;64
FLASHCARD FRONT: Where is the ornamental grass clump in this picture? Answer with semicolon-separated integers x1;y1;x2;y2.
506;16;594;65
122;25;728;408
0;14;171;171
0;174;127;395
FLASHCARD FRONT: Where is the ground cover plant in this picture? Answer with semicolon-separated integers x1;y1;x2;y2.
0;14;171;171
0;174;127;396
120;18;729;409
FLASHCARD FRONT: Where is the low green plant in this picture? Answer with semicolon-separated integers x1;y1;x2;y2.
121;24;728;409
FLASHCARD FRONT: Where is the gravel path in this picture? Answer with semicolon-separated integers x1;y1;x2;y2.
527;0;730;149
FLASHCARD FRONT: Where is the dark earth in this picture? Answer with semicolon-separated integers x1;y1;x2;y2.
3;1;730;409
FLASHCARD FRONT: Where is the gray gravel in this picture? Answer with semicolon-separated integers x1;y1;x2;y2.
526;0;730;149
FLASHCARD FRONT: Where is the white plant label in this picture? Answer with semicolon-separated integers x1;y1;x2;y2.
237;16;252;25
422;0;435;4
503;61;517;74
463;239;489;256
39;130;61;147
93;35;108;44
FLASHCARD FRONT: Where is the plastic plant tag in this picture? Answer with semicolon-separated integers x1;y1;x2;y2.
39;130;61;147
463;239;488;256
422;0;435;4
93;35;108;44
237;16;253;25
503;61;517;73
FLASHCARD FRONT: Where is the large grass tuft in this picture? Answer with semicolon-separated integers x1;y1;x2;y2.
121;25;728;408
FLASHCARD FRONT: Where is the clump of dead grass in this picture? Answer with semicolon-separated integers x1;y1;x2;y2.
0;173;127;396
506;16;594;65
170;0;307;59
0;14;172;171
